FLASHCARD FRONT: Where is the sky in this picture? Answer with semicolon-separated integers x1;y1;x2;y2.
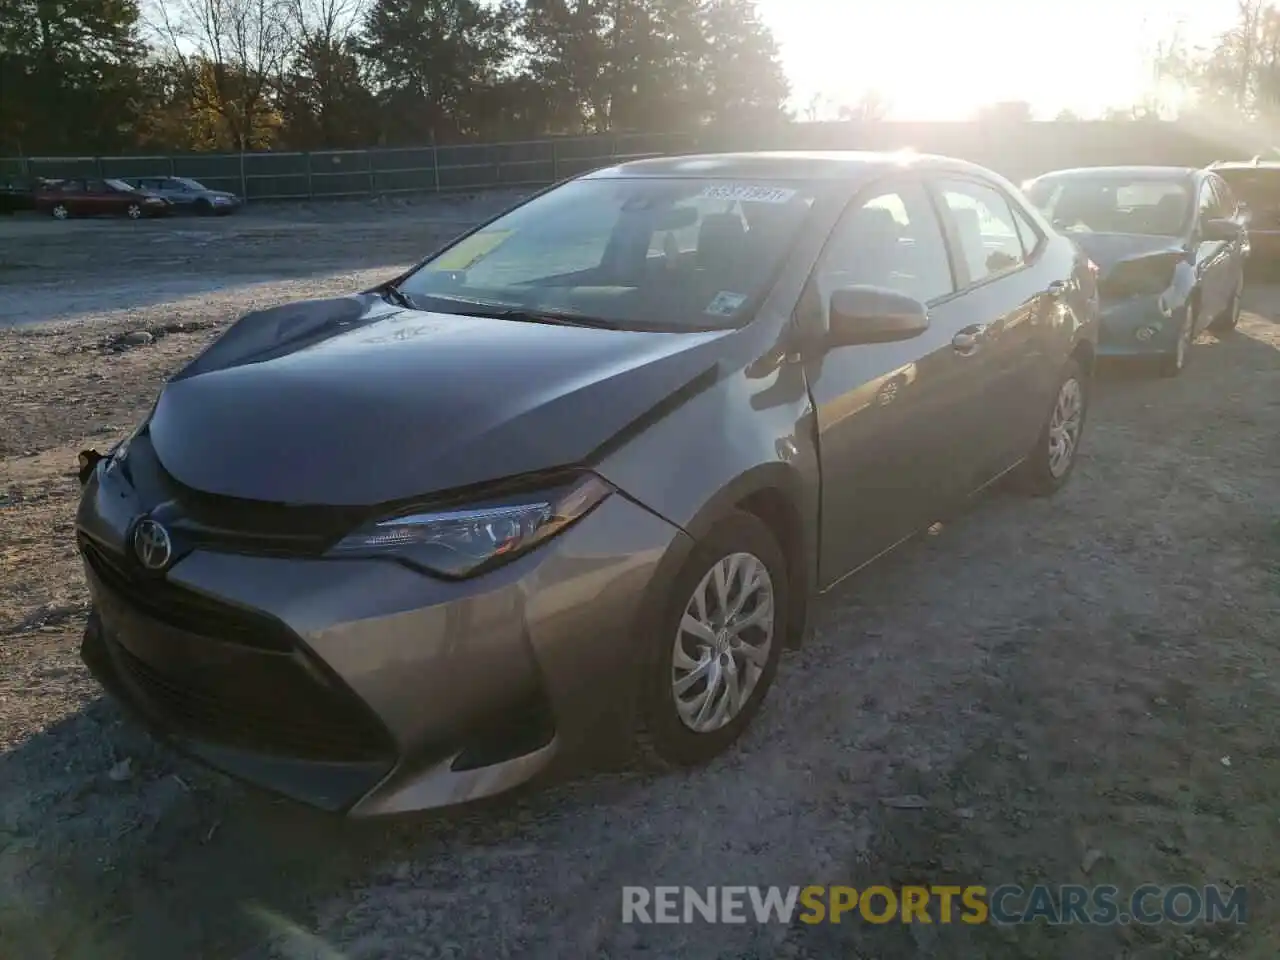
756;0;1242;120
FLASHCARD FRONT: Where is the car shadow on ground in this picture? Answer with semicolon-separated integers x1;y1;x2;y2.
0;306;1276;960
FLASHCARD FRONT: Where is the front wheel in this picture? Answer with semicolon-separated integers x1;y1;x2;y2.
1013;357;1088;497
1159;303;1196;377
1211;277;1243;333
633;511;789;769
51;203;70;220
126;203;143;220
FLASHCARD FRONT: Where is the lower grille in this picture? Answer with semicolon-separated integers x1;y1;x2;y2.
106;634;393;762
79;536;292;652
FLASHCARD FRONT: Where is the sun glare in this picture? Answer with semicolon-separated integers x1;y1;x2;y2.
759;0;1241;120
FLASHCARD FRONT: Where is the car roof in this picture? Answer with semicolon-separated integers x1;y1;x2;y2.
1031;165;1199;181
1210;159;1280;171
585;150;1004;183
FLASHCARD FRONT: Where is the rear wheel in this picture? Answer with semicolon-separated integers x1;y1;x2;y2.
1013;357;1088;497
126;202;143;220
51;203;69;220
633;511;788;769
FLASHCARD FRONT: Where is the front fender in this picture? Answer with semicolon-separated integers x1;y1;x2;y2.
591;354;819;643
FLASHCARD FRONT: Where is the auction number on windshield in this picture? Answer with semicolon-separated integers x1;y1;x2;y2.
697;184;797;204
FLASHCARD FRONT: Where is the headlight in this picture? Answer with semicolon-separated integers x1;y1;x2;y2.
328;473;613;577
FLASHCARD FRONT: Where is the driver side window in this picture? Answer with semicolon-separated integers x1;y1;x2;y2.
809;180;955;313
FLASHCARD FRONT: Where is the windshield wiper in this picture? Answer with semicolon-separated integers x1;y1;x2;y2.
444;305;620;329
379;284;417;309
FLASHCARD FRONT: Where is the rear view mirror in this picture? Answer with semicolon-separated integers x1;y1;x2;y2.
828;286;930;347
1203;218;1242;242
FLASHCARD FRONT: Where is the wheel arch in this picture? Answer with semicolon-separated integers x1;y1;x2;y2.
1070;338;1095;379
679;463;814;651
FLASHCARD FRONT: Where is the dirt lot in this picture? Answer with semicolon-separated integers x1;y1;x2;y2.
1;203;1278;960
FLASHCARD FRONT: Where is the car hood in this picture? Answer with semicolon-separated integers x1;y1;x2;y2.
1067;232;1188;276
148;294;730;506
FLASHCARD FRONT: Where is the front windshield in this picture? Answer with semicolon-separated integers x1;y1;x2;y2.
1026;176;1192;237
105;178;134;192
396;177;819;330
175;177;206;191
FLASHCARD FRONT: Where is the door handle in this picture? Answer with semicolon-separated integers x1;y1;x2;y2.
1046;279;1067;297
952;323;987;356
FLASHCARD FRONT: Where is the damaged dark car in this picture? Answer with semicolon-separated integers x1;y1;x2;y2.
76;152;1099;816
1023;165;1247;376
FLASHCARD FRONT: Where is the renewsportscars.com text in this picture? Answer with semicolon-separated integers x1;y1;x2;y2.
621;884;1248;926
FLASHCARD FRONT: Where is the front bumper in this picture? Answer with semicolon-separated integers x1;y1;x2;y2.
1096;296;1186;358
77;464;688;816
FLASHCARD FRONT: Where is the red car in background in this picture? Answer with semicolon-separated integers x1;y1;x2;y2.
37;178;171;220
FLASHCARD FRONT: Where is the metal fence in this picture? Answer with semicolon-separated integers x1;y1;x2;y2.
0;132;696;201
0;122;1254;203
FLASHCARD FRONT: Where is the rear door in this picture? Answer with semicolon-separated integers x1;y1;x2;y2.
802;176;989;584
929;176;1058;480
59;179;88;214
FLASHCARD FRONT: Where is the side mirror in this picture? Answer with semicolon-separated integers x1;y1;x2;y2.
828;286;930;347
1202;218;1242;242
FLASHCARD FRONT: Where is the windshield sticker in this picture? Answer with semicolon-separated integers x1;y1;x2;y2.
705;291;749;316
425;230;513;271
697;184;797;204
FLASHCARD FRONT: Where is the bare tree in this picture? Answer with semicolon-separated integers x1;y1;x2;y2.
837;89;891;121
151;0;293;149
284;0;362;46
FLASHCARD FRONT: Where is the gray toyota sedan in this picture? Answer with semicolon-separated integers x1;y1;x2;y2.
76;152;1100;817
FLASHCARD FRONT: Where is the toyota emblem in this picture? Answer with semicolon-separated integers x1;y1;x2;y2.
133;519;173;571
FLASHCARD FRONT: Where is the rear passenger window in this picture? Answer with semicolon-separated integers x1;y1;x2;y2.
936;179;1026;285
1011;202;1043;258
811;180;955;307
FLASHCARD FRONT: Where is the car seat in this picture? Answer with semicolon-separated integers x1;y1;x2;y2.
696;212;748;275
1150;193;1188;234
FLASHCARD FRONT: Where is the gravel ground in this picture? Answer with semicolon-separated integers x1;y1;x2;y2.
1;201;1278;960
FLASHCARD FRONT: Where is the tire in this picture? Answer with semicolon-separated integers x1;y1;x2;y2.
1013;357;1088;497
195;199;213;216
1211;276;1243;334
1158;302;1195;377
51;203;69;220
633;510;789;769
126;203;143;220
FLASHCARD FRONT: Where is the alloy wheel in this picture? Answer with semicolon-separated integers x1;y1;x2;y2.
127;204;142;219
1047;377;1083;479
671;552;775;733
52;204;68;220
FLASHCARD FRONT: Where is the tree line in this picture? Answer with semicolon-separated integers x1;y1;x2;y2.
1158;0;1280;126
0;0;789;155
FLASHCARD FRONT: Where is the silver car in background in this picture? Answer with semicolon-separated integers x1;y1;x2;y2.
124;176;242;215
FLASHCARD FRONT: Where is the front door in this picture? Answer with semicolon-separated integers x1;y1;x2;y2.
1193;179;1230;328
801;177;989;586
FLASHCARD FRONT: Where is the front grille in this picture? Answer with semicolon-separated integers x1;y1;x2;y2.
79;535;292;652
106;638;393;762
